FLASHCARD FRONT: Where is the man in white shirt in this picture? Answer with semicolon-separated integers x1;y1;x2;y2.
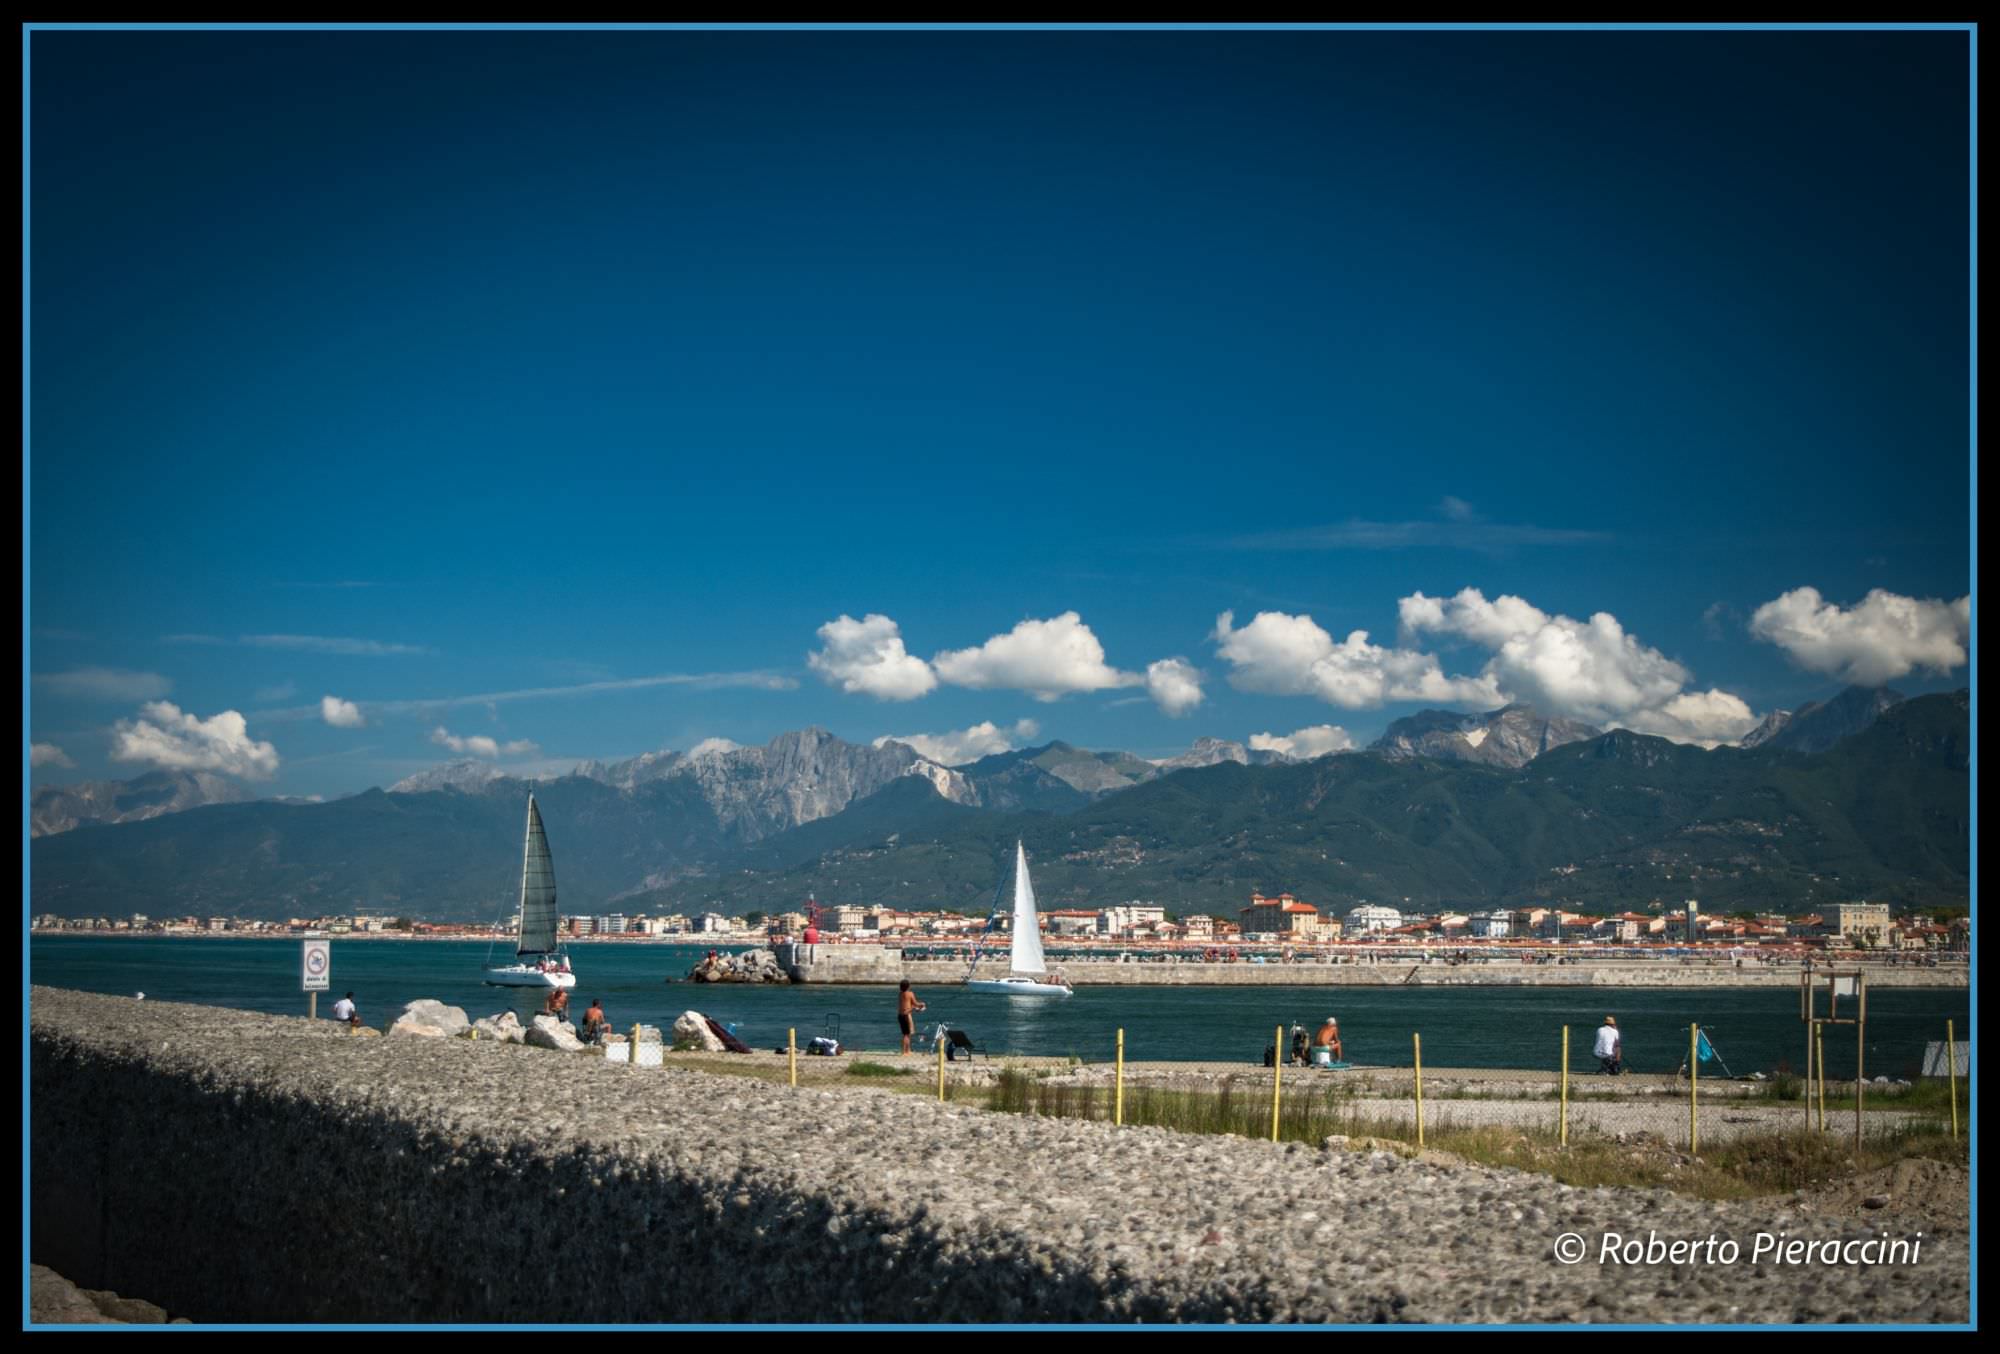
331;992;359;1026
1594;1016;1621;1075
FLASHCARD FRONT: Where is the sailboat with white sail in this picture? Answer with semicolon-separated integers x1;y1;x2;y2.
483;793;575;989
964;840;1072;998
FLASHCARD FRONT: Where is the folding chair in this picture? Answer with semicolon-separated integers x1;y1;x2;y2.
944;1028;983;1062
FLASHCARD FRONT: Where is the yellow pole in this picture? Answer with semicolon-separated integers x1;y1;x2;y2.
1803;1015;1814;1134
629;1023;640;1067
1947;1019;1959;1140
1414;1032;1425;1150
1688;1024;1698;1154
788;1027;797;1088
1560;1025;1570;1148
937;1028;946;1103
1271;1025;1283;1142
1115;1028;1125;1126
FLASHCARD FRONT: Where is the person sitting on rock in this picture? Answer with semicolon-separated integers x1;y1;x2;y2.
581;998;608;1043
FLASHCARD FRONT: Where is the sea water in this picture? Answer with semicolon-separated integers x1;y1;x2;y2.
29;935;1967;1077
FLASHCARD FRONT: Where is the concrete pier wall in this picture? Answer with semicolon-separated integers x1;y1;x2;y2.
777;945;1965;989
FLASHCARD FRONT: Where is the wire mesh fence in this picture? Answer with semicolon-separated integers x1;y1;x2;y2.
650;1018;1966;1163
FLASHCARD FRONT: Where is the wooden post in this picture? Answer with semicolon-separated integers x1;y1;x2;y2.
1115;1028;1125;1126
1413;1033;1425;1150
1816;1025;1828;1132
937;1028;946;1103
1947;1019;1959;1140
1270;1025;1283;1142
788;1027;797;1088
629;1023;641;1068
1854;1007;1865;1158
1560;1025;1569;1148
309;992;317;1021
1808;1016;1824;1128
1688;1024;1698;1154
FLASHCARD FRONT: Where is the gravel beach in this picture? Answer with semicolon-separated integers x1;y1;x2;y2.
29;987;1970;1324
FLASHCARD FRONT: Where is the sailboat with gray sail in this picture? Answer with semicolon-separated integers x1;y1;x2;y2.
483;793;575;989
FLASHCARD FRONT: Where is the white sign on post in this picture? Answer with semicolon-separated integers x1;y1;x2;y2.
302;939;331;992
1833;975;1859;999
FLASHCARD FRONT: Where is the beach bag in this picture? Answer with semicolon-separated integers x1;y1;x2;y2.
807;1036;840;1056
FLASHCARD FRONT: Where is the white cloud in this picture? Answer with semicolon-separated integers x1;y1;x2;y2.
875;718;1041;766
1403;588;1692;725
30;743;76;769
1210;610;1503;709
808;614;939;700
933;612;1143;702
688;737;741;759
1248;725;1356;759
166;633;433;656
1399;586;1769;746
1611;690;1761;748
34;668;173;702
320;695;366;728
430;726;540;759
1145;658;1206;717
1748;587;1971;686
111;702;280;780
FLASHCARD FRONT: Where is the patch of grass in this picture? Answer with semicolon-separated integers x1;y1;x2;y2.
846;1061;915;1079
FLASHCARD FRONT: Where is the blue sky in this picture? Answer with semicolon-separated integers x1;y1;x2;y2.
27;29;1974;797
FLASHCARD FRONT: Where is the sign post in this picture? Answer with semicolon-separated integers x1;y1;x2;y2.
302;938;330;1018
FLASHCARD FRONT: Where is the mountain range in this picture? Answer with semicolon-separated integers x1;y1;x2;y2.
27;688;1968;920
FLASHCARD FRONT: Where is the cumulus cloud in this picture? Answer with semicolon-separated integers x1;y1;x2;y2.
1612;690;1762;748
30;742;76;769
1248;725;1356;759
808;614;939;700
320;695;366;728
1749;587;1971;686
1401;588;1693;725
875;718;1041;766
1398;586;1770;746
688;737;741;759
34;668;173;702
1145;658;1206;717
430;727;539;759
111;702;280;779
1210;610;1503;709
933;612;1141;702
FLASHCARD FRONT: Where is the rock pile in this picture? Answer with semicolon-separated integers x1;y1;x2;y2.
687;948;790;984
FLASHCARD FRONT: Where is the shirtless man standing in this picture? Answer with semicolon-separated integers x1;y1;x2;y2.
897;980;926;1055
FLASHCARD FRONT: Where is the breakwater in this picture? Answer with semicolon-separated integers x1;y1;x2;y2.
27;986;1969;1324
776;944;1966;989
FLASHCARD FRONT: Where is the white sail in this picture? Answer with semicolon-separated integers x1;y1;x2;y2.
1009;840;1046;975
515;794;559;956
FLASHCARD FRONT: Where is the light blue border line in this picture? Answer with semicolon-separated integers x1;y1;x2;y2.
15;21;1981;30
19;17;29;1337
1966;24;1980;1336
23;18;1976;1328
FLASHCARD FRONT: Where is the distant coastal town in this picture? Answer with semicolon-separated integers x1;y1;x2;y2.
33;891;1969;956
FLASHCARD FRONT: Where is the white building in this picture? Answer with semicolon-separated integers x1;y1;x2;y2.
1467;910;1512;938
1097;903;1167;936
1344;905;1403;934
692;912;731;934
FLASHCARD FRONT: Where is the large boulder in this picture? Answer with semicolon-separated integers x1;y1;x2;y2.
672;1010;726;1052
386;999;470;1039
525;1013;585;1052
471;1011;526;1044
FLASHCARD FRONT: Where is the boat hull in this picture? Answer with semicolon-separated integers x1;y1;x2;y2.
965;977;1073;998
483;965;576;989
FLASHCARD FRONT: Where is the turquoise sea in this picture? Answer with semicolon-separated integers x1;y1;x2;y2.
29;936;1968;1078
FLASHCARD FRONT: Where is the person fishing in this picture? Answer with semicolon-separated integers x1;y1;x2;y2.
897;979;926;1055
1595;1015;1622;1075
